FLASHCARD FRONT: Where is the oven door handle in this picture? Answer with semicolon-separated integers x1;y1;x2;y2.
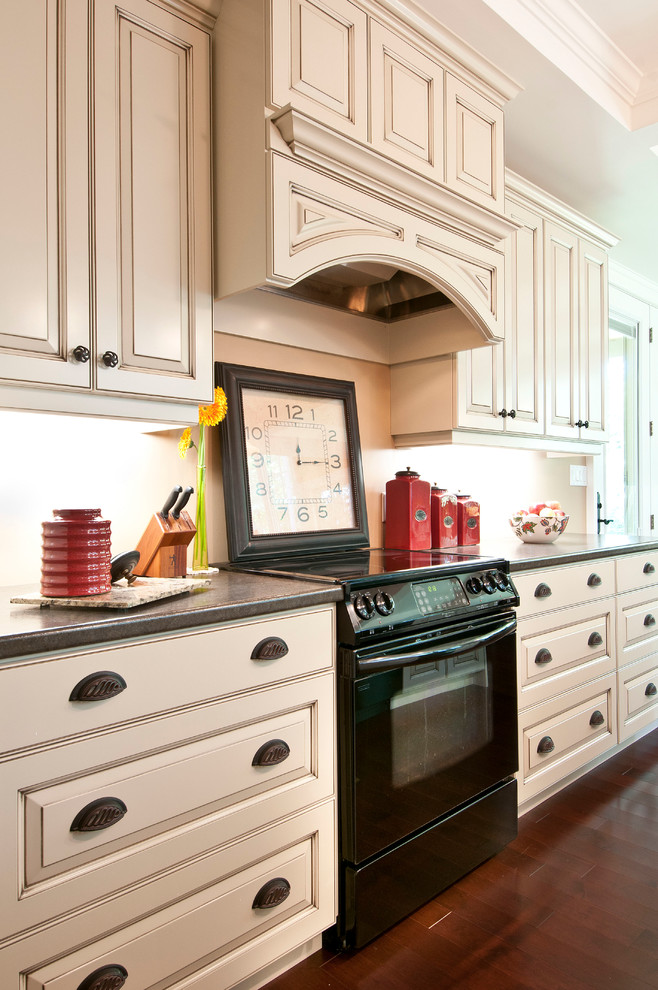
356;615;517;674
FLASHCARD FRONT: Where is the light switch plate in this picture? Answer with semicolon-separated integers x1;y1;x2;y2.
570;464;588;486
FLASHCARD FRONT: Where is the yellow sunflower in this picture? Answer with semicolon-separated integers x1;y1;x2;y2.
198;387;228;427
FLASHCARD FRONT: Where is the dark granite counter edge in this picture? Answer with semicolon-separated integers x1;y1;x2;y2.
0;576;343;664
473;536;658;573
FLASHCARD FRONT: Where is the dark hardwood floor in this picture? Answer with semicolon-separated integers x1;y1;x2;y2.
265;728;658;990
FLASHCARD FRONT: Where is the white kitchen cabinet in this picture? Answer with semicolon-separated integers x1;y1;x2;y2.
0;605;336;990
445;73;504;212
0;0;214;421
0;0;90;389
544;222;608;441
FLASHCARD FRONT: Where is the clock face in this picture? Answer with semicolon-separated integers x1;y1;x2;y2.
241;386;357;536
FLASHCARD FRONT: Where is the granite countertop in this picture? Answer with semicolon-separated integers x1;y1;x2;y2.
0;569;342;663
474;533;658;571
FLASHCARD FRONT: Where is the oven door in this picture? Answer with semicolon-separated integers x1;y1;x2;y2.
339;610;518;866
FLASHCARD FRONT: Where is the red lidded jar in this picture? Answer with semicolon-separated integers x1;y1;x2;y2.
385;468;431;550
456;495;480;546
430;486;458;548
40;509;112;597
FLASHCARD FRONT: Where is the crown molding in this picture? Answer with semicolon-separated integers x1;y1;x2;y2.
481;0;657;130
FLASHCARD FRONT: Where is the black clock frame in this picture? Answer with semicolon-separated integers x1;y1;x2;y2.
215;362;370;562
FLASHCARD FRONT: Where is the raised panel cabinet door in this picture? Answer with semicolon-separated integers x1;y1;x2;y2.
445;74;504;212
578;238;608;439
544;220;579;438
270;0;368;141
455;343;504;431
369;20;444;183
504;201;544;435
0;0;90;388
94;0;213;402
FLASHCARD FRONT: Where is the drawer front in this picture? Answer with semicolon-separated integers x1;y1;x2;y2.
517;674;616;807
617;588;658;667
0;606;334;754
0;672;334;942
616;550;658;593
618;655;658;742
21;801;335;990
517;599;615;709
514;560;615;620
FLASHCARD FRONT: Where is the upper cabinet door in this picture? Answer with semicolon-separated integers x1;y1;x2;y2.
94;0;213;403
270;0;368;141
0;0;90;388
369;20;444;183
445;75;504;212
578;239;608;440
504;201;544;435
544;220;579;439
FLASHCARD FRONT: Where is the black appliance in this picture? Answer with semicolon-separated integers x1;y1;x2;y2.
231;548;519;950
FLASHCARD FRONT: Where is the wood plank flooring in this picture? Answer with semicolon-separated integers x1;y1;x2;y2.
264;728;658;990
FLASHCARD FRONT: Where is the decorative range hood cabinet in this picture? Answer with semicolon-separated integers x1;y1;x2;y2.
214;0;522;356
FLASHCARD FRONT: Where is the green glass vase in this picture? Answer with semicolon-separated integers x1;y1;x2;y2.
192;423;208;570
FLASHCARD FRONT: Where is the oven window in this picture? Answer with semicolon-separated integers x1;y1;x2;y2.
347;631;517;864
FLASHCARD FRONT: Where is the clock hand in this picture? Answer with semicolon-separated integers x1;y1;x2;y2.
296;442;302;466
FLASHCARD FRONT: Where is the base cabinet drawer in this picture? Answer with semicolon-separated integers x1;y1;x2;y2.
616;588;658;667
514;560;615;620
618;655;658;742
616;551;658;593
517;675;616;805
8;802;335;990
517;599;615;708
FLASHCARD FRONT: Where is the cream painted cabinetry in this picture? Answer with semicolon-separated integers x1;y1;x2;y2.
0;0;213;422
616;550;658;740
390;173;615;449
0;606;336;990
514;561;617;809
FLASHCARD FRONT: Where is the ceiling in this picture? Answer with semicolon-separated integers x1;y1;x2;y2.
414;0;658;284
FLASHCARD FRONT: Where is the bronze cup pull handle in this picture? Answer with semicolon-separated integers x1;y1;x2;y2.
534;583;552;599
76;965;128;990
589;710;605;727
643;562;656;574
251;637;289;661
534;648;553;665
587;573;602;587
69;671;127;702
252;877;291;910
645;682;657;697
588;631;603;648
70;797;127;832
537;736;555;755
252;739;291;767
644;614;656;627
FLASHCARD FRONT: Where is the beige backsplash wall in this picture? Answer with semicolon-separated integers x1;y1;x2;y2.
0;320;589;588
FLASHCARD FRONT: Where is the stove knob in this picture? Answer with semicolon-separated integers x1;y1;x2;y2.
374;591;395;616
354;593;375;620
482;572;498;594
465;576;482;595
495;571;509;591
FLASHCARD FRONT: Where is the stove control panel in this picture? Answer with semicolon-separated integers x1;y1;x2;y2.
344;568;518;637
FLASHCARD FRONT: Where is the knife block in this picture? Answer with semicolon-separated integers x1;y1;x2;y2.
132;512;196;578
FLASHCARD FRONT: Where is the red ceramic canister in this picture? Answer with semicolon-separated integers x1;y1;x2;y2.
456;495;480;546
40;509;112;597
430;486;458;548
385;468;431;550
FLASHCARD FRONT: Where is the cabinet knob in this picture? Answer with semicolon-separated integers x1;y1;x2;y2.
587;573;602;587
534;583;552;599
101;350;119;368
72;345;90;363
537;736;555;755
588;631;603;648
498;408;508;418
576;419;590;429
252;739;291;767
76;966;128;990
251;637;289;661
70;797;127;832
69;671;127;702
644;614;656;627
252;877;291;910
534;648;553;665
508;409;517;418
646;682;657;697
589;710;605;727
643;562;655;574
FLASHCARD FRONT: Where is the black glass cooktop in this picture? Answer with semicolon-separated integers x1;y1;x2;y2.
227;547;506;594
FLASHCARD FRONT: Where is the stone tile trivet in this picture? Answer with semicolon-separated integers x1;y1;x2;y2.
11;577;211;609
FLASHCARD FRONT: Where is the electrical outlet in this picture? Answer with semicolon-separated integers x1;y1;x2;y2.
570;465;587;486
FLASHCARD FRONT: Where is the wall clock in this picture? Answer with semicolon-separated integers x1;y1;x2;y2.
215;363;369;562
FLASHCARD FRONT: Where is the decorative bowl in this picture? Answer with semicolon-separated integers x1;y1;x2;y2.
509;511;569;544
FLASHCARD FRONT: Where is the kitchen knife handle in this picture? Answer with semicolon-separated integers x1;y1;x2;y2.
161;485;183;519
171;485;194;519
